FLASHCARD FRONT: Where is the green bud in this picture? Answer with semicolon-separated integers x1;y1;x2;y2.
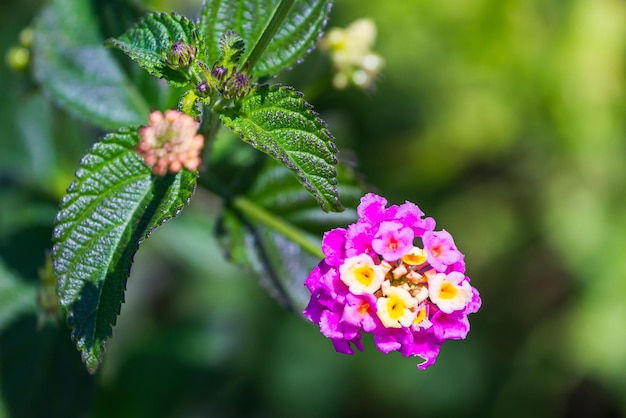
166;40;197;70
228;72;251;98
5;46;30;72
19;27;34;48
196;80;211;96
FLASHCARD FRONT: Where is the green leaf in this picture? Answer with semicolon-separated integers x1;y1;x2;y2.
91;0;148;40
216;31;246;70
199;0;332;80
0;261;37;332
220;85;342;212
106;12;207;87
217;156;364;312
32;0;150;129
52;129;196;373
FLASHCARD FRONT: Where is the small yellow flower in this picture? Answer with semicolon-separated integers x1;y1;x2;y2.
402;246;427;265
319;18;384;90
376;284;417;328
428;272;472;314
339;254;386;295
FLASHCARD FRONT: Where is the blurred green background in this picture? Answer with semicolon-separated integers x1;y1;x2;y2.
2;0;626;417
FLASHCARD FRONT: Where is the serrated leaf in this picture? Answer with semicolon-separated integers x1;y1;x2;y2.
92;0;148;40
199;0;332;80
107;12;207;87
217;155;364;312
52;129;196;373
220;85;341;212
217;31;246;70
32;0;150;129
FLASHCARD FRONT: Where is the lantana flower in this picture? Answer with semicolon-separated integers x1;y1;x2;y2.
304;193;481;369
137;110;205;176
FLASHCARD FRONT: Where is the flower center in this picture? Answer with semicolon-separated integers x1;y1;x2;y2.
402;247;427;265
430;243;443;258
387;297;406;320
358;302;370;315
414;306;427;324
438;282;458;300
355;265;375;286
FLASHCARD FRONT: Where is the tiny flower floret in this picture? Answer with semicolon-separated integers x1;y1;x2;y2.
423;230;463;272
340;254;385;295
137;110;205;176
304;193;481;369
372;221;414;261
402;246;427;265
377;285;417;328
413;304;432;330
428;272;472;314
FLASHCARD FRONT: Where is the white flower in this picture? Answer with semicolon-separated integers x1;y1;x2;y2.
428;272;472;314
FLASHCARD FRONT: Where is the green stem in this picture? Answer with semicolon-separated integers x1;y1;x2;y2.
241;0;295;72
233;196;324;259
198;107;220;140
197;106;222;175
188;65;204;84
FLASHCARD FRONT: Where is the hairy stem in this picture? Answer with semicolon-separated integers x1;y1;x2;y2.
233;196;324;259
241;0;295;72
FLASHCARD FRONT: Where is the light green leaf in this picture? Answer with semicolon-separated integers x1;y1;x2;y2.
217;31;246;70
52;129;196;373
220;85;342;212
106;12;207;87
32;0;149;129
199;0;332;80
215;141;363;311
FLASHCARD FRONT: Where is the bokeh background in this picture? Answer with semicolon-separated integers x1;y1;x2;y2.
2;0;626;417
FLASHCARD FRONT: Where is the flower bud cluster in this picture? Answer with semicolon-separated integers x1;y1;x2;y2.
304;193;481;369
211;65;250;99
137;110;204;176
5;27;33;72
163;34;251;101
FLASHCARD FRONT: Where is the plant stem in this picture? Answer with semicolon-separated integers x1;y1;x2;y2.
233;196;324;259
241;0;295;73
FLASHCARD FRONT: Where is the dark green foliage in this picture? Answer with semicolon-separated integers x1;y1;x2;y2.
220;85;342;212
199;0;332;79
218;158;363;311
52;130;197;372
106;12;208;87
33;0;149;129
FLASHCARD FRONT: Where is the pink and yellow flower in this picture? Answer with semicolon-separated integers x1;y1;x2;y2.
304;193;481;369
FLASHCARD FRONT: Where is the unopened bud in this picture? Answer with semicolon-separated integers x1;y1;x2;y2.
6;46;30;72
226;72;250;98
166;40;197;70
211;65;228;81
197;80;210;96
233;73;250;96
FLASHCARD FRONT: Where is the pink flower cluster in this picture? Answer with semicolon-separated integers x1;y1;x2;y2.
137;110;204;176
304;193;481;369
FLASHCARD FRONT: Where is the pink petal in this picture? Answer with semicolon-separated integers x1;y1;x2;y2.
322;228;347;266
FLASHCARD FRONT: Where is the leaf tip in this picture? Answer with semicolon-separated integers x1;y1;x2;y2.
83;350;104;374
